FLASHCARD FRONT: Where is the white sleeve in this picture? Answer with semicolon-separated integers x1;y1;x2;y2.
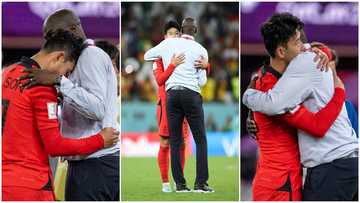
60;47;109;120
144;39;167;61
198;69;207;86
242;52;321;115
198;47;208;86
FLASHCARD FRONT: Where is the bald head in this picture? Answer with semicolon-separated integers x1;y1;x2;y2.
181;17;197;36
43;9;86;40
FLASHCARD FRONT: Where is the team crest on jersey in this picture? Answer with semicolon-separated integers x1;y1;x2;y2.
47;102;57;119
152;62;158;70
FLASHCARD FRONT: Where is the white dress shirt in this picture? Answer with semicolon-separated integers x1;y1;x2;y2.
242;46;358;167
144;34;208;93
59;44;119;160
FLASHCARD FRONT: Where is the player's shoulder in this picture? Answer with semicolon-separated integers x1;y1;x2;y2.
77;45;113;73
29;85;56;94
81;45;107;56
287;51;317;73
2;63;35;85
28;85;57;99
293;51;317;65
257;74;277;91
2;63;22;77
80;45;111;62
162;37;177;44
295;43;317;61
2;63;20;72
194;41;207;52
296;51;316;61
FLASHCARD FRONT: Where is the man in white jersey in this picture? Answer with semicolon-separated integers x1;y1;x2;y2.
144;17;213;193
243;12;358;201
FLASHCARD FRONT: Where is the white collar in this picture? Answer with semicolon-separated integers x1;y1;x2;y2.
181;34;194;40
85;39;94;45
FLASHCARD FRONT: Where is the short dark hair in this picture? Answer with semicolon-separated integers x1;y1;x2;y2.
95;40;119;72
261;12;304;57
181;17;197;36
164;20;180;34
43;9;78;36
43;29;84;62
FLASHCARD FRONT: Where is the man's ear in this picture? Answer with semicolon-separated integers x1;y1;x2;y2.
194;27;197;34
276;46;286;59
55;51;66;62
49;51;66;65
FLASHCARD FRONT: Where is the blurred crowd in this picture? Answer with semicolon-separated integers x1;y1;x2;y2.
121;2;239;104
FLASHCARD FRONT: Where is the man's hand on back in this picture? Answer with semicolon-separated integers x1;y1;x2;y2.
309;42;330;71
194;55;209;69
246;110;258;139
18;69;60;89
311;47;330;71
100;127;119;148
247;73;258;89
245;73;259;138
170;53;185;67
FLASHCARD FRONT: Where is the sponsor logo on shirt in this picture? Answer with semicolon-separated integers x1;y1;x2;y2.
47;102;57;119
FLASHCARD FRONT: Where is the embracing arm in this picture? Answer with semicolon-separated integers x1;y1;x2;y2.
282;88;345;137
243;53;320;115
144;40;167;61
198;48;208;86
60;47;110;121
153;52;186;86
32;87;104;156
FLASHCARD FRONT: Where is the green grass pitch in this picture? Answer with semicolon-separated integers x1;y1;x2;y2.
121;156;239;201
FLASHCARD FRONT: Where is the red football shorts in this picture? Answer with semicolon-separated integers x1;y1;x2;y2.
252;168;302;201
3;186;55;201
253;184;301;201
157;100;189;138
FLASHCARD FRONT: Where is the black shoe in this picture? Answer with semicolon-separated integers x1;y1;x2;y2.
193;183;214;193
176;184;192;193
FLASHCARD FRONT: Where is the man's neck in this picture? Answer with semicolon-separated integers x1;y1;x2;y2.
181;34;194;40
31;52;47;70
270;57;287;74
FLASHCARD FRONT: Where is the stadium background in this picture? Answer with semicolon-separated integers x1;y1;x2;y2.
240;2;358;201
121;2;239;201
2;2;120;200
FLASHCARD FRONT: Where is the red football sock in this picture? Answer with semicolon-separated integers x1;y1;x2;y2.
157;145;170;183
180;145;186;174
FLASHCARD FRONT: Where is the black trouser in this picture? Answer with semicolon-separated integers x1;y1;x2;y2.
303;157;358;201
166;88;208;186
65;154;119;201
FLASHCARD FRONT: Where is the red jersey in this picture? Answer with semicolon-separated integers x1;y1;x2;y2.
153;59;189;137
2;57;105;191
252;63;345;200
